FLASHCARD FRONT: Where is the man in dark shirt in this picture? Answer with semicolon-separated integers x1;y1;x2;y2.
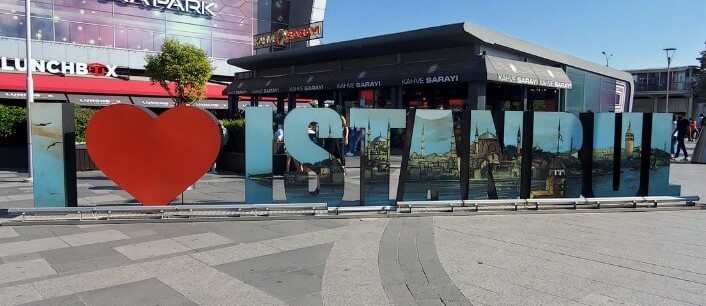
675;114;690;161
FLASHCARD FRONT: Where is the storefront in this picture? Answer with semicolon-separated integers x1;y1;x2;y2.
224;23;633;114
0;70;230;115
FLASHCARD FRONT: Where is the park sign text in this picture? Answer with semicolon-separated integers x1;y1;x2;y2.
108;0;216;17
242;108;680;205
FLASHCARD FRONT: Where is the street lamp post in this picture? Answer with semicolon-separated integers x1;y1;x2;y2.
25;0;34;182
601;51;613;67
663;48;676;113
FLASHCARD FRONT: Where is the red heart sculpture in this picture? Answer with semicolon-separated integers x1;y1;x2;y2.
86;104;221;205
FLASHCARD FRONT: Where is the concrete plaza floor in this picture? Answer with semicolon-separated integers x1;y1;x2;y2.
0;143;704;305
1;212;706;305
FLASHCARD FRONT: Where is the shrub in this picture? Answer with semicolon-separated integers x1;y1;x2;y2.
221;118;245;152
74;106;97;143
0;105;27;146
0;104;99;146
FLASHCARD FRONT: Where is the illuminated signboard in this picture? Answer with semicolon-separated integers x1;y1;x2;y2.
253;21;323;49
107;0;216;17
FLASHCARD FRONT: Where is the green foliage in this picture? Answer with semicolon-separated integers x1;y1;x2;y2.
0;105;98;146
695;42;706;101
0;105;26;145
221;118;245;152
74;106;97;143
144;39;214;105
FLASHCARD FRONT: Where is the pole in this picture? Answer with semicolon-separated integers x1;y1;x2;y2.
601;51;612;67
25;0;34;182
663;48;676;114
665;57;671;113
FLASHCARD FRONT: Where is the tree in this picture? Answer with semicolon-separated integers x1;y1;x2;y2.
144;39;213;106
695;41;706;101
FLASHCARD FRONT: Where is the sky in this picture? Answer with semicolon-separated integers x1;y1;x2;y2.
322;0;706;70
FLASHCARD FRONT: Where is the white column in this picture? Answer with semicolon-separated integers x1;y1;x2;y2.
25;0;34;181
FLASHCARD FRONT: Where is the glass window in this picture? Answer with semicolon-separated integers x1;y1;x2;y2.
166;11;211;27
54;0;112;12
216;0;254;19
0;13;23;38
200;37;212;56
127;29;153;50
600;77;617;112
68;22;89;44
114;27;128;48
565;68;585;114
154;32;165;50
113;13;165;31
212;19;253;40
168;34;199;47
166;21;212;36
0;0;262;63
31;1;53;17
529;88;559;112
54;19;69;42
213;39;251;59
31;16;53;41
0;0;22;15
566;67;628;113
584;73;600;113
54;6;114;26
647;72;658;91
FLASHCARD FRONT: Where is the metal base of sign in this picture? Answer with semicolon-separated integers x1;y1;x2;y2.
4;196;699;225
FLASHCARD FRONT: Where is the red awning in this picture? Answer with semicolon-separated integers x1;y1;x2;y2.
0;73;227;99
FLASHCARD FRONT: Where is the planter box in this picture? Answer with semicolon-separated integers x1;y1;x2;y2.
0;147;28;169
75;144;98;171
216;151;245;173
216;151;288;174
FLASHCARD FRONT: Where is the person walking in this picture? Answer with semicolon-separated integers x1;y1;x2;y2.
345;127;361;157
326;105;348;168
670;115;677;158
675;114;690;161
210;120;229;174
688;118;697;142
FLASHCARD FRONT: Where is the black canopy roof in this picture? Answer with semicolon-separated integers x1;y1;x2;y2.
228;22;632;85
224;56;574;95
225;57;487;95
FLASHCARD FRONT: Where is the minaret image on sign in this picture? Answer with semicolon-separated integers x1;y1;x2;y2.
625;120;635;157
420;124;426;157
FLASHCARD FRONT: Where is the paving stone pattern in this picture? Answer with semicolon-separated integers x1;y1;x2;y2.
0;144;705;305
0;211;703;305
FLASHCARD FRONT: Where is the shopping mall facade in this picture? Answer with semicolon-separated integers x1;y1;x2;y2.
0;0;325;112
226;23;634;115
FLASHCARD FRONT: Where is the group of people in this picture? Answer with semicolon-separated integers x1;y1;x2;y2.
672;113;704;161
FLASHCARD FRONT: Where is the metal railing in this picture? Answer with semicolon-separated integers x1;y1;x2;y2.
3;196;700;223
396;196;700;213
7;203;328;222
